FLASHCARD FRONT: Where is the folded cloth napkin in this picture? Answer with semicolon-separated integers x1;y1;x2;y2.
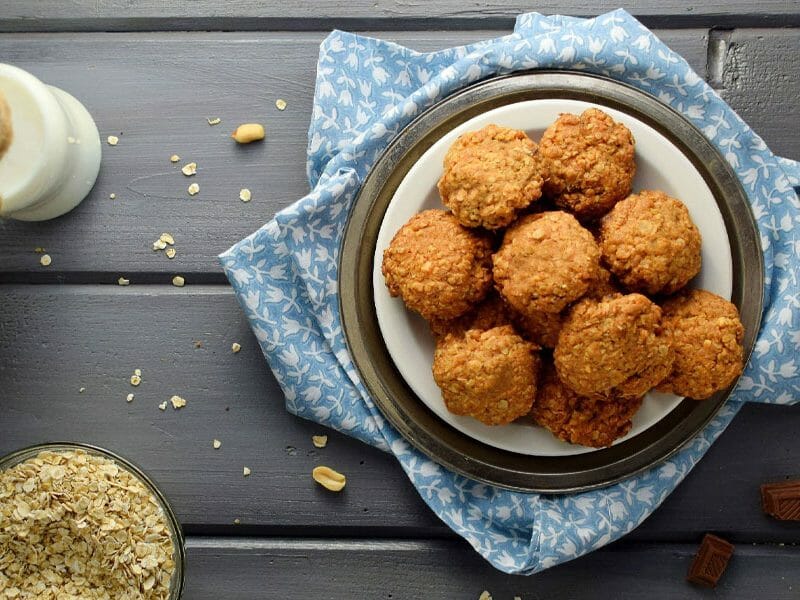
221;9;800;574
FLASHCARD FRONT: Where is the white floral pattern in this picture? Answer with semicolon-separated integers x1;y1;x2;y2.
220;10;800;574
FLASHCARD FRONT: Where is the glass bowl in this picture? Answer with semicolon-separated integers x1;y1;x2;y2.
0;442;185;598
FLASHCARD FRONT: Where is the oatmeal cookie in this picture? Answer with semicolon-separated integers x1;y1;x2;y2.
433;325;539;426
600;190;702;295
382;209;493;321
531;361;643;448
429;291;512;338
493;211;600;315
437;124;543;229
539;108;636;220
554;293;668;397
658;289;744;399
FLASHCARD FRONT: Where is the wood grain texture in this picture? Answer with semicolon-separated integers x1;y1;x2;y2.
716;29;800;161
0;30;711;279
0;285;798;542
182;538;800;599
1;1;799;31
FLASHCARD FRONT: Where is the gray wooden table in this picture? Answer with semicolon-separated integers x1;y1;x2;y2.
1;3;799;598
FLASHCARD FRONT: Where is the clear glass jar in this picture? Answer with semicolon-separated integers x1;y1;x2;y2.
0;442;185;598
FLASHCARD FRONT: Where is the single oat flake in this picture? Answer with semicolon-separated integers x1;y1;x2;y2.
158;401;167;411
312;435;328;449
170;154;180;163
275;98;287;111
166;247;177;259
243;466;251;477
172;275;185;287
130;374;142;386
207;117;221;126
118;276;131;286
213;439;221;449
231;342;242;353
187;183;200;196
169;395;187;409
127;393;135;402
160;232;175;245
109;193;116;199
181;162;197;176
39;254;52;267
107;135;119;146
153;239;167;251
239;188;252;202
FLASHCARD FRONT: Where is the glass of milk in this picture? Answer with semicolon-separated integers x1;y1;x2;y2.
0;63;101;221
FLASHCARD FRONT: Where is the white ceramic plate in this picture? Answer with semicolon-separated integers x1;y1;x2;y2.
372;99;732;456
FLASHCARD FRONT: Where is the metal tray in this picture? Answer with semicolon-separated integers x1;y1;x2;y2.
339;71;763;492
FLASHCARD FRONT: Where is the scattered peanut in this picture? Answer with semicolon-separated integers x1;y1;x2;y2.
117;277;130;286
207;117;221;126
275;99;287;111
39;254;52;267
231;342;242;353
312;466;346;492
231;123;265;144
187;183;200;196
243;467;251;477
213;439;222;449
172;275;185;287
239;188;252;202
107;135;119;146
312;435;328;449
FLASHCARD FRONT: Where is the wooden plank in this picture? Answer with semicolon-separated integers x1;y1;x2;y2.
716;29;800;161
0;30;710;280
1;1;799;31
0;285;798;542
183;538;800;599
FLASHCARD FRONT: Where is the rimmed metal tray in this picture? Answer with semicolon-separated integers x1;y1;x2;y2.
339;71;763;493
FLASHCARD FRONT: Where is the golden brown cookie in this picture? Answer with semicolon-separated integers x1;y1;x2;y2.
428;290;512;339
433;325;539;426
437;124;543;229
531;360;643;448
382;209;493;321
600;190;702;295
554;293;667;397
539;108;635;220
658;289;744;400
511;308;563;349
0;91;12;161
493;211;600;315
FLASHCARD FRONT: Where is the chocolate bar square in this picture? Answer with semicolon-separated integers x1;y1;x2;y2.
687;533;734;588
761;480;800;521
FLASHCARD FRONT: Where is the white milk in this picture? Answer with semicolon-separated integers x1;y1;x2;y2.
0;64;100;221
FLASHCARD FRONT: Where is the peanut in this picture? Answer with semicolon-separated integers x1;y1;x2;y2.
231;123;265;144
312;466;346;492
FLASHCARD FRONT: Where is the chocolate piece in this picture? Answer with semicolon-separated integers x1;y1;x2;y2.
686;534;734;588
761;480;800;521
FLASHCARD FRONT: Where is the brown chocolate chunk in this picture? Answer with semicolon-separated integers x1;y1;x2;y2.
761;480;800;521
686;534;734;588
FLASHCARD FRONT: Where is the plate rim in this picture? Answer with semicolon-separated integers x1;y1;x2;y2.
339;70;764;493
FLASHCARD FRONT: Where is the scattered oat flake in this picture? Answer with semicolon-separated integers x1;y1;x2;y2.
170;154;180;163
478;592;493;600
153;239;167;251
187;183;200;196
79;387;86;393
312;435;328;449
181;162;197;176
243;467;251;477
118;276;130;286
231;342;242;353
130;374;141;386
275;98;287;111
172;275;185;287
514;596;522;600
40;254;52;266
193;340;204;348
126;393;135;402
169;395;187;409
160;233;175;245
134;368;142;377
107;135;119;146
239;188;252;202
213;439;222;449
158;401;167;411
165;247;177;259
109;193;116;199
34;247;45;253
207;117;221;126
233;518;241;525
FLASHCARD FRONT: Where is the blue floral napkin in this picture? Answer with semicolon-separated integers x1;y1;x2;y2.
221;9;800;574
